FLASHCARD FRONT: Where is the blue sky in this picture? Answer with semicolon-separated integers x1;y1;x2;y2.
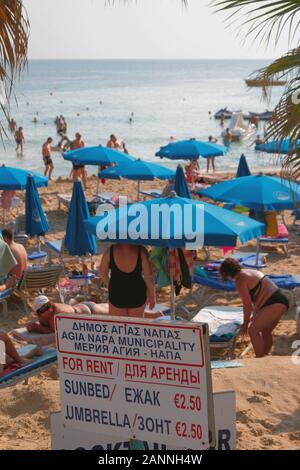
24;0;293;60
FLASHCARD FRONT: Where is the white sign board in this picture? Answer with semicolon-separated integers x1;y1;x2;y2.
51;391;235;450
55;315;214;450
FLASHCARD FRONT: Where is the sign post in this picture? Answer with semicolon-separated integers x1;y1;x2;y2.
55;315;215;450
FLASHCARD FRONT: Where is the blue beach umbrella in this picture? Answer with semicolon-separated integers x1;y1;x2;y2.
174;165;191;199
84;196;265;248
0;165;48;190
199;174;300;211
65;181;96;256
99;159;175;181
236;154;251;178
155;140;227;160
25;174;49;239
99;159;175;200
63;146;135;166
84;195;264;318
255;139;300;155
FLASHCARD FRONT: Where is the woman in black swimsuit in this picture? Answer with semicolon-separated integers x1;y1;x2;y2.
220;258;289;357
100;244;156;317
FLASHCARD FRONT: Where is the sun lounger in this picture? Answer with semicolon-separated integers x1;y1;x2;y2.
257;224;289;257
45;239;65;262
0;288;13;318
93;192;120;204
57;194;72;210
191;306;243;359
0;347;57;389
15;264;64;315
190;272;300;310
139;189;162;199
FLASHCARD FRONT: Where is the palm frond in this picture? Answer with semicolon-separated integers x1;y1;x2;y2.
0;0;29;138
212;0;300;46
250;47;300;99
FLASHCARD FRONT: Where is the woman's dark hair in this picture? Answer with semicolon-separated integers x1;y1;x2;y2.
219;258;241;279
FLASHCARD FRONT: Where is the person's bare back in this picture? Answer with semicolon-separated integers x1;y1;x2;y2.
9;242;28;279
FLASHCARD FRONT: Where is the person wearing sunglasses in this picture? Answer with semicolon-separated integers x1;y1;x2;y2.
26;296;109;334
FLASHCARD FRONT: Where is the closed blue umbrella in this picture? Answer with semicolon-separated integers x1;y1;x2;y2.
25;174;49;238
236;154;251;178
155;139;227;160
63;146;135;166
99;159;175;200
0;165;48;190
255;139;300;155
65;181;96;256
199;174;300;211
84;196;265;248
174;165;191;199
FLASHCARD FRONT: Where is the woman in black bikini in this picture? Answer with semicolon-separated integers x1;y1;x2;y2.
220;258;289;357
100;244;156;317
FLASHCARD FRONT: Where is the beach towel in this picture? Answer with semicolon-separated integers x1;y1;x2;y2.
0;239;17;275
10;327;56;346
191;306;243;341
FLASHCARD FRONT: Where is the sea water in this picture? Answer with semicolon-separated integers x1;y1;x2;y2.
0;59;284;176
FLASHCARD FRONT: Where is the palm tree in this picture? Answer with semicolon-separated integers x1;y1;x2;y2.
0;0;29;138
213;0;300;178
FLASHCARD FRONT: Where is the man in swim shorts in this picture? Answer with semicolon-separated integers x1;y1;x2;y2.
42;137;54;179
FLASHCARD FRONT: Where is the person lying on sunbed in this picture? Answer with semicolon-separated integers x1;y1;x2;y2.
26;296;109;334
27;294;164;334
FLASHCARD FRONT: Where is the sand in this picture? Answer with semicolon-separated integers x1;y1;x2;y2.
0;174;299;450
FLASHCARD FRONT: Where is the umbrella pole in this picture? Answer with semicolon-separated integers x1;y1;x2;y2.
256;238;260;265
96;166;100;195
37;236;41;252
137;181;140;201
170;272;175;320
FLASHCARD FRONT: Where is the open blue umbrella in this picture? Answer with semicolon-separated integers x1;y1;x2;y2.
84;195;264;318
63;146;135;166
155;139;227;160
25;175;49;240
236;154;251;178
99;159;175;181
99;158;175;199
174;165;191;198
0;165;48;190
84;195;265;248
255;139;300;155
65;181;96;256
199;174;300;211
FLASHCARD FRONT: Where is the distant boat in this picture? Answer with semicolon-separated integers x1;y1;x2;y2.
214;107;233;120
221;112;256;141
248;110;273;121
245;79;286;87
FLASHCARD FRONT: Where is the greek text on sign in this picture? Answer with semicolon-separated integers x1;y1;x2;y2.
55;315;214;449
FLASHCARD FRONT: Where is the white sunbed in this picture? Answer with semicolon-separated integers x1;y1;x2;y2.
57;194;72;210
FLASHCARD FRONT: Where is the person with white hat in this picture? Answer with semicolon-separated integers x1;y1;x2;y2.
26;296;108;334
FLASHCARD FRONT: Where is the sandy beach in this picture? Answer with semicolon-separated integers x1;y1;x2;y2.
0;174;299;450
